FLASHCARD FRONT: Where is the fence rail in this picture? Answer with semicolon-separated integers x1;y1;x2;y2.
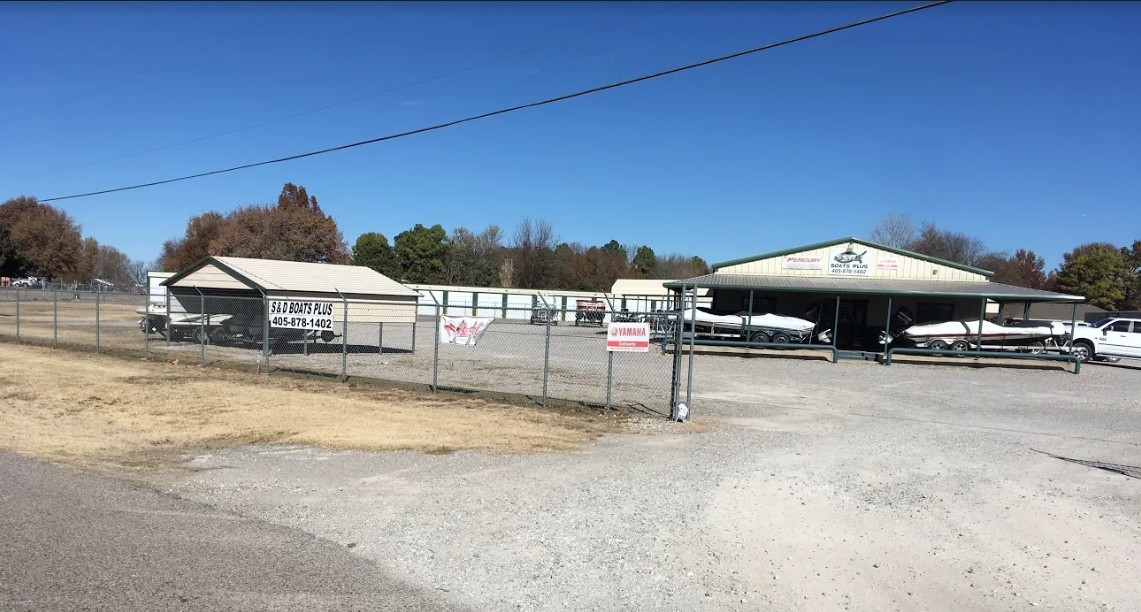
0;288;692;418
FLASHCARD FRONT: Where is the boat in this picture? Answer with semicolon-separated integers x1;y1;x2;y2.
884;319;1064;353
651;308;825;344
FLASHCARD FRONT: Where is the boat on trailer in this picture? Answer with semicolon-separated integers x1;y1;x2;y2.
883;319;1065;353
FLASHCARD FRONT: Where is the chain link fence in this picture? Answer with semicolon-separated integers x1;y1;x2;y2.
0;288;693;418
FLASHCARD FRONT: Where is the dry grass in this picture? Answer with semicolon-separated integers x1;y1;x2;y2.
0;344;622;469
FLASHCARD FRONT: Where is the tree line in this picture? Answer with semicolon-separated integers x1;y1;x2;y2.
154;183;709;292
0;196;144;286
870;213;1140;311
351;218;711;291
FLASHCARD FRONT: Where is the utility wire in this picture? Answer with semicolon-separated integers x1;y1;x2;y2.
52;3;683;173
42;1;952;203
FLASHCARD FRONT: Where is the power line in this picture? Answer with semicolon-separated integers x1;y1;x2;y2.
41;1;952;203
52;4;683;173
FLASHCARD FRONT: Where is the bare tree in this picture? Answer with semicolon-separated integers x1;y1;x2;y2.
512;218;558;288
869;213;917;248
908;223;988;267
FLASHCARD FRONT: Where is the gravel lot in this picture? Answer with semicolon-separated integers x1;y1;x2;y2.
143;356;1140;611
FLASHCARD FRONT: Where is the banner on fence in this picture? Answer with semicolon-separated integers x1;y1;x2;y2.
268;300;335;331
440;316;492;347
607;322;650;352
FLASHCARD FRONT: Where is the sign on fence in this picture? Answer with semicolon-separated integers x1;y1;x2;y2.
439;316;492;347
607;322;650;352
268;300;335;331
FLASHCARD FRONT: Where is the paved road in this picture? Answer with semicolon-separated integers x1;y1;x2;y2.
0;452;454;611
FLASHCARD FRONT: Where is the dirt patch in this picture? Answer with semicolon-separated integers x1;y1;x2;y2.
0;344;623;469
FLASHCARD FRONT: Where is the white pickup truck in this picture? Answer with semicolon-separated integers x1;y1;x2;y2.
1067;318;1141;363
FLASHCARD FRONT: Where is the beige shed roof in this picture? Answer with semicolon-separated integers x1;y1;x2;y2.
163;256;419;297
610;278;709;296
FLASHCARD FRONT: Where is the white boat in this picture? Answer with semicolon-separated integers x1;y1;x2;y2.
890;319;1063;353
658;308;822;344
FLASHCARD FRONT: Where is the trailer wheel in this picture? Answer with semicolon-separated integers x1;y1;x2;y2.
194;327;211;345
749;331;770;344
928;339;948;356
772;333;791;345
320;330;335;343
1026;341;1045;354
950;340;970;355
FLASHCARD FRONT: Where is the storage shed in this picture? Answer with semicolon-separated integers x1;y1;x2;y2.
161;256;419;336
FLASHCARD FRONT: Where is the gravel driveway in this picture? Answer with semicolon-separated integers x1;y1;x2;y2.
144;357;1140;610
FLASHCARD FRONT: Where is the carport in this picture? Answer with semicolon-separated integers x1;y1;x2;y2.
663;237;1085;367
160;256;419;358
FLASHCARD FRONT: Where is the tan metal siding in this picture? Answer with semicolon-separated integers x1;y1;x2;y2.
717;243;987;282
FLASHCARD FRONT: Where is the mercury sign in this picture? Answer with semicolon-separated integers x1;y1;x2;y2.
828;244;873;277
268;300;335;330
782;255;824;270
606;322;650;352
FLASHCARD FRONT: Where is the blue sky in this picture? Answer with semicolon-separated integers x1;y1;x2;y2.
2;1;1138;270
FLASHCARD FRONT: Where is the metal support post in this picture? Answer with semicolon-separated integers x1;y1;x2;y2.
542;311;551;408
339;292;348;382
605;350;614;413
197;288;206;366
165;290;172;347
833;295;841;360
15;289;20;341
412;320;418;355
260;291;270;373
95;290;101;353
53;290;58;345
1023;301;1031;323
684;286;697;416
1070;302;1079;373
976;297;986;357
432;304;441;392
882;297;893;365
378;322;384;355
303;327;308;356
669;287;685;418
144;296;150;358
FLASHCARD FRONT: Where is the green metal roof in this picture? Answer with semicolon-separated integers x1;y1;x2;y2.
663;273;1084;303
712;236;994;278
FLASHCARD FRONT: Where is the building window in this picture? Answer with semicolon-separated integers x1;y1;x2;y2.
917;303;954;324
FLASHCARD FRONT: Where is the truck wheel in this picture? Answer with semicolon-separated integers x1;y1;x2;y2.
1071;341;1093;363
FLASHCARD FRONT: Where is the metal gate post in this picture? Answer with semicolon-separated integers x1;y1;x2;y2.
95;290;101;353
412;319;418;355
432;303;441;391
684;286;697;416
53;290;58;346
542;312;551;408
144;296;150;358
605;350;613;412
341;295;349;382
165;290;172;347
669;286;685;419
260;291;270;373
197;288;206;366
378;322;384;355
15;289;20;341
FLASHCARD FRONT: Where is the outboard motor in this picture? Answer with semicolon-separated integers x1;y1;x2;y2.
879;307;915;345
